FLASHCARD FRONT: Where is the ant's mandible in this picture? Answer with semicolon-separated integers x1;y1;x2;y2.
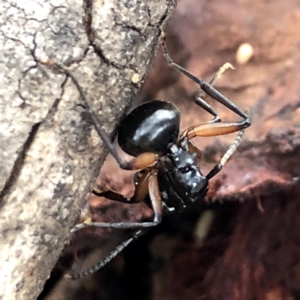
47;33;251;279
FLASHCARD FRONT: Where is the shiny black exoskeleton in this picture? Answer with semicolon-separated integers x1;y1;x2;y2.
118;100;208;212
118;100;180;156
59;36;251;279
158;139;209;212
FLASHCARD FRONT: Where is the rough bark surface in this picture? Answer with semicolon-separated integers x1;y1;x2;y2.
0;0;176;299
153;1;300;300
45;0;300;300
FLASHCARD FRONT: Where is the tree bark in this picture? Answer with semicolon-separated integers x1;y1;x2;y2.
0;0;176;299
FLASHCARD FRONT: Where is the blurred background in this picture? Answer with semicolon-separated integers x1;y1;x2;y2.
39;0;300;299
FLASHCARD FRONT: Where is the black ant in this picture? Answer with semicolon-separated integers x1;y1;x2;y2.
45;34;251;279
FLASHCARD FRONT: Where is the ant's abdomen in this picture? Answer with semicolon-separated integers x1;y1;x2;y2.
118;100;180;156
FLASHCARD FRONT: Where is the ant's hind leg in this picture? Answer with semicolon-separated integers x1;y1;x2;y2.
182;116;249;140
194;62;235;121
206;129;246;180
161;33;250;122
180;63;236;139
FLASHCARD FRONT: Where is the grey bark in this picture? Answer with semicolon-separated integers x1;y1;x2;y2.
0;0;176;299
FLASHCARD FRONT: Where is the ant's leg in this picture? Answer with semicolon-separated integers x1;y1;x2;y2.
66;228;149;279
208;62;235;87
91;169;152;204
180;63;235;139
187;140;203;160
193;97;221;124
124;152;159;170
45;61;158;171
194;63;235;124
68;172;162;278
71;170;163;232
160;34;249;121
183;117;249;139
206;129;245;180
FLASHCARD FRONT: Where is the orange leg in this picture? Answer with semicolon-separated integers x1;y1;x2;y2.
126;152;159;170
183;119;250;139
